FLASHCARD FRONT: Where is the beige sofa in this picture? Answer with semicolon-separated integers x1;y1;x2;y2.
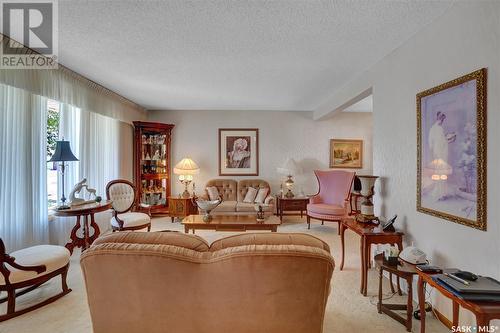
200;179;275;215
81;231;334;333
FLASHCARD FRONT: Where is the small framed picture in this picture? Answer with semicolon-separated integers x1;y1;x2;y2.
219;128;259;176
329;139;363;169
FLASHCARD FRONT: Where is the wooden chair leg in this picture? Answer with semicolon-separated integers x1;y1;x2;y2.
307;216;311;229
61;267;69;293
337;221;340;235
147;225;151;232
7;289;15;315
321;220;324;225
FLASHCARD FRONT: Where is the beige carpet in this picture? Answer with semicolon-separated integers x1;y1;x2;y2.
0;217;448;333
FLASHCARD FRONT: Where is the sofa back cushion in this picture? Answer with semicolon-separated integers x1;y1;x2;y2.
205;179;237;201
237;179;271;202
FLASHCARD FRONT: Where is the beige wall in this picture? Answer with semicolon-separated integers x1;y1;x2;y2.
147;110;372;197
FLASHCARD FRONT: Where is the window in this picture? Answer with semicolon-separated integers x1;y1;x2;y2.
47;99;60;208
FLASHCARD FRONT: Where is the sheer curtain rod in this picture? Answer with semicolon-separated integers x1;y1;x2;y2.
0;33;146;112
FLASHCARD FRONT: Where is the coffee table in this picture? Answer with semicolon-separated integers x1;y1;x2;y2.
182;214;281;234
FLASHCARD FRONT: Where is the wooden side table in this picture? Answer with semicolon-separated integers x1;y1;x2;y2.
340;218;404;296
168;197;197;222
276;196;309;222
417;270;500;333
54;200;112;254
375;254;417;332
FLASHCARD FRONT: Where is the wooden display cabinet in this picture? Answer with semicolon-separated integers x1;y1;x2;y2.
133;121;174;215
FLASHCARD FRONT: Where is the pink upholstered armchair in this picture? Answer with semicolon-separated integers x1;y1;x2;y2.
307;170;355;233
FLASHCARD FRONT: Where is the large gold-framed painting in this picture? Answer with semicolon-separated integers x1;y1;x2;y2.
329;139;363;169
417;68;487;231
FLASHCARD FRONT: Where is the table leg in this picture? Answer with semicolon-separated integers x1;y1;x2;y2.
171;216;174;223
272;226;277;232
363;238;370;296
65;215;81;255
88;213;100;245
360;236;366;294
406;277;413;332
378;267;383;314
389;273;395;294
184;226;189;233
418;276;426;333
452;301;459;328
340;222;346;270
82;215;89;251
475;314;489;332
396;241;403;295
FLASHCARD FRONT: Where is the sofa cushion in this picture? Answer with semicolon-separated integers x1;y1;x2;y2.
307;203;345;216
210;233;330;252
206;186;220;201
111;212;150;228
243;187;258;203
237;179;271;202
236;202;272;212
93;231;209;252
212;201;237;212
205;179;237;201
254;187;269;203
0;245;70;285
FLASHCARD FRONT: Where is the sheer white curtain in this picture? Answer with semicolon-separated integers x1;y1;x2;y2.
0;84;48;251
50;105;121;245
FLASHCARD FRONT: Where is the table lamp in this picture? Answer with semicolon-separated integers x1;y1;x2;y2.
48;140;79;210
277;158;302;198
173;157;200;198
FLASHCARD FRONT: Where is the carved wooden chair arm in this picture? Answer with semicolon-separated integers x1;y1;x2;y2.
112;209;125;229
3;255;46;274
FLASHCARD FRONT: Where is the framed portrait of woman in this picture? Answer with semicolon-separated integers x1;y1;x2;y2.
219;128;259;176
417;68;487;230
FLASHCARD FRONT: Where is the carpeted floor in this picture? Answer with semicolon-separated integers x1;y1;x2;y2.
0;216;448;333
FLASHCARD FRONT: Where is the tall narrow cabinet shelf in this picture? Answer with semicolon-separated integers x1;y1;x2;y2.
133;121;174;215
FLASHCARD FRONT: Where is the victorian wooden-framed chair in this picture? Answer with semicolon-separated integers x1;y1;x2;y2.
0;238;71;321
106;179;152;232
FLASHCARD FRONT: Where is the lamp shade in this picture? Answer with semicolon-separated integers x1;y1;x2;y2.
48;140;78;162
174;158;200;175
277;158;302;176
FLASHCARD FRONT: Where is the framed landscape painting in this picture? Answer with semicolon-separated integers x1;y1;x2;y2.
329;139;363;169
417;68;487;230
219;128;259;176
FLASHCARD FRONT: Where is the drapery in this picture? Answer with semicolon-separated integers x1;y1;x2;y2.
49;104;121;245
0;84;48;251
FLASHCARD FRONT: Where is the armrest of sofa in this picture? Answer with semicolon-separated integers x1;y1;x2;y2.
309;195;322;204
264;195;275;205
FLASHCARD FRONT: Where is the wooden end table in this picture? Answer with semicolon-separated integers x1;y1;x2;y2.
276;196;309;221
375;254;417;332
54;200;112;254
417;270;500;333
340;218;404;296
182;214;280;234
168;196;197;222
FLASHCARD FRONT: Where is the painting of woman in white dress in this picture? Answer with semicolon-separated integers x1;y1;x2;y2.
219;129;259;176
417;69;486;230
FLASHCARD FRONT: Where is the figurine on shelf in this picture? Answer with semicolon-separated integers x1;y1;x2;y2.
152;150;160;161
141;135;147;144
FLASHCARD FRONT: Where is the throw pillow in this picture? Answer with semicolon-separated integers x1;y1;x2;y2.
254;187;269;204
243;187;258;203
206;186;220;201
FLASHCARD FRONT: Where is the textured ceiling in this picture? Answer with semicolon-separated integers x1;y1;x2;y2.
58;0;453;111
